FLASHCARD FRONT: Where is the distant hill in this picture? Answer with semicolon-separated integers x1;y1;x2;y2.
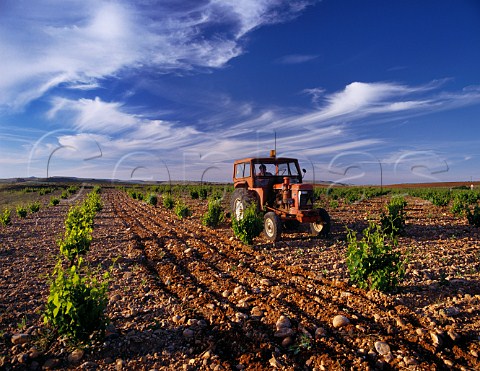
0;177;477;189
384;181;479;189
0;176;228;187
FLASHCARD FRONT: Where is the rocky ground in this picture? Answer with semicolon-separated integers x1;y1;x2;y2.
0;187;479;370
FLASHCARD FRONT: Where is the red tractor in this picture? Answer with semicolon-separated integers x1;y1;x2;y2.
231;152;330;241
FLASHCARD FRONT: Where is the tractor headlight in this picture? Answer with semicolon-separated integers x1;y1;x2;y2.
298;191;306;206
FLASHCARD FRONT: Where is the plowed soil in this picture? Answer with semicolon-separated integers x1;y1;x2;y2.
1;187;479;370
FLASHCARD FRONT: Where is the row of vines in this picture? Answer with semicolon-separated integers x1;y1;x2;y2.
0;185;83;226
316;186;480;226
121;183;480;228
43;187;111;345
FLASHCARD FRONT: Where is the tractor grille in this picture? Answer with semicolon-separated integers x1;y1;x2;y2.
298;191;313;208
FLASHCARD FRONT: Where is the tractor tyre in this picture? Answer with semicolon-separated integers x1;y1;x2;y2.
264;212;282;242
310;208;331;237
231;188;259;221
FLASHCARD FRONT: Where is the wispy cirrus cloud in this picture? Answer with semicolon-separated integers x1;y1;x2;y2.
48;97;138;134
275;54;319;64
44;79;480;168
274;80;480;128
0;0;318;111
302;87;326;106
0;2;138;109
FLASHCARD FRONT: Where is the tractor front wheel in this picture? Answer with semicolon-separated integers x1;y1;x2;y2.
310;208;331;237
264;212;282;241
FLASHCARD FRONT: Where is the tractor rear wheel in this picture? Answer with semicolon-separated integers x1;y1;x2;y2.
264;212;282;241
231;188;258;221
310;208;331;237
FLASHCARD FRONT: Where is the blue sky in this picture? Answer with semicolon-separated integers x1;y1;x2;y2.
1;0;480;185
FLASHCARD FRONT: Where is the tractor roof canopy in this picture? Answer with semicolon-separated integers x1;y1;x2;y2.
234;157;299;165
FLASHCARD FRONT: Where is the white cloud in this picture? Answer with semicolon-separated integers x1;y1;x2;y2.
0;0;317;110
47;96;202;160
271;81;409;128
276;54;319;64
380;101;431;112
270;80;480;129
56;133;104;161
322;82;409;116
209;0;315;37
48;97;138;133
302;87;326;106
66;81;101;90
0;1;138;110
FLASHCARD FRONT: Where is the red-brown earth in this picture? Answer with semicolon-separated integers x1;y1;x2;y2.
1;187;479;370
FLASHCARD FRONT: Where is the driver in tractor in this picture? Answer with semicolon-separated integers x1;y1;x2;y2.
256;164;273;188
257;164;272;176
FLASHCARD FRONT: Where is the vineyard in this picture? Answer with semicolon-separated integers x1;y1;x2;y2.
0;183;479;370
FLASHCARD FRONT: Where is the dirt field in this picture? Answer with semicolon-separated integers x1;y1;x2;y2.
1;187;479;370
